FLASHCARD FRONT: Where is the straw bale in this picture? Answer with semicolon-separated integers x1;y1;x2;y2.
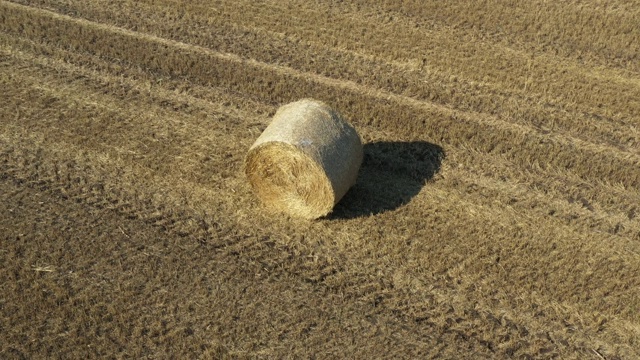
245;99;363;219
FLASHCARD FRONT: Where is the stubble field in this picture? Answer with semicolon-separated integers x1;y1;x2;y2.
1;0;639;358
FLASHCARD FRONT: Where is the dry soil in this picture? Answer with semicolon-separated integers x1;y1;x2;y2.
1;0;639;358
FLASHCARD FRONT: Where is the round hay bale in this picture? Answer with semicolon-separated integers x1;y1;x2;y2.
245;99;363;219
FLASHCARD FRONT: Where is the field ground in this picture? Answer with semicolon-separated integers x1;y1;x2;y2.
1;0;639;358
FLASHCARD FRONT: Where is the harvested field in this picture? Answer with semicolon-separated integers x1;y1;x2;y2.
1;0;639;358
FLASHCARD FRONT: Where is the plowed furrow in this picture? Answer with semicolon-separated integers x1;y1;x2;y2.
2;0;639;358
3;35;640;246
1;1;639;192
2;37;640;358
2;8;637;243
11;0;640;154
3;133;638;357
341;0;640;71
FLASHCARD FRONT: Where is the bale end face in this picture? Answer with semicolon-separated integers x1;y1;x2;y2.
245;142;335;219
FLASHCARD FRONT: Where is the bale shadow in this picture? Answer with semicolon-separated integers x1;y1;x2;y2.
331;141;445;219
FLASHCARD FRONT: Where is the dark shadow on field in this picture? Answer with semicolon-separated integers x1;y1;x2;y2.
331;141;445;219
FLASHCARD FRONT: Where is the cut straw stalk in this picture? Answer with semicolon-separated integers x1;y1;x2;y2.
245;99;363;219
